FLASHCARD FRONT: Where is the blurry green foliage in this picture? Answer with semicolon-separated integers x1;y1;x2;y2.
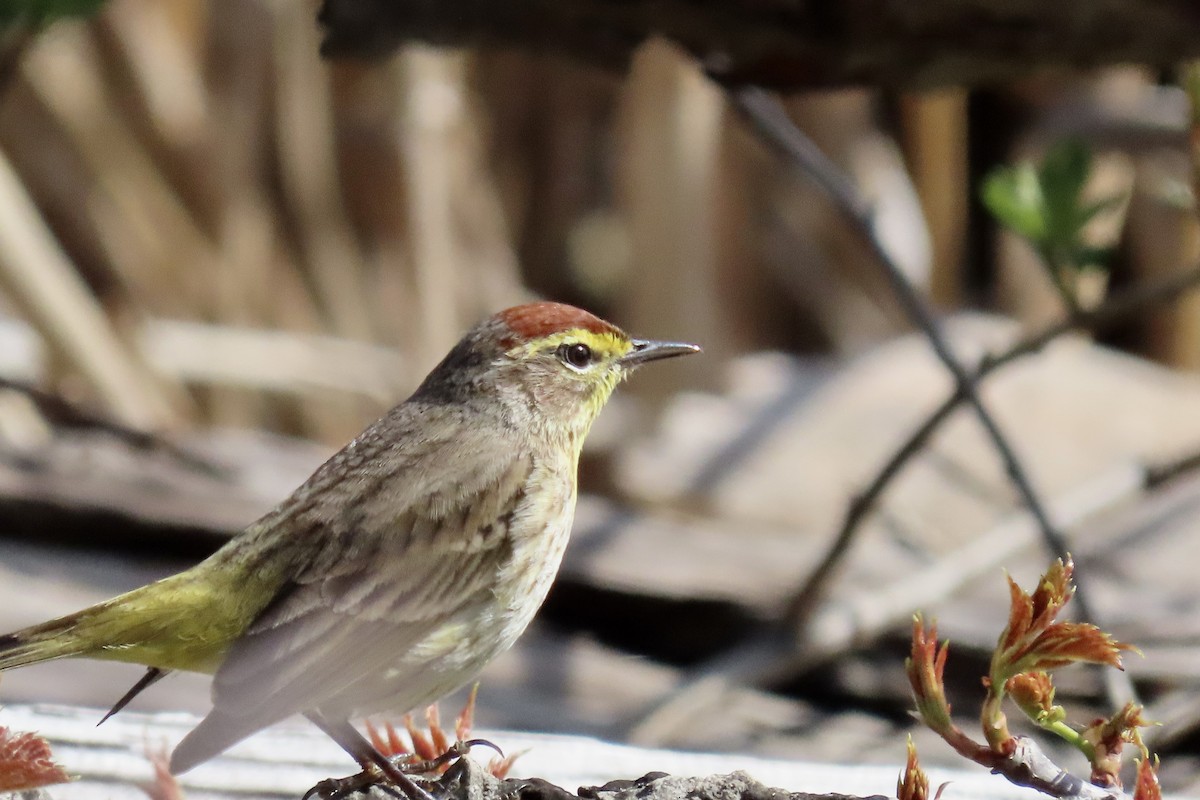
1184;61;1200;125
0;0;105;27
981;139;1123;308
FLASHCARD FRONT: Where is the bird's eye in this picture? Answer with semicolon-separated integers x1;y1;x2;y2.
557;342;594;370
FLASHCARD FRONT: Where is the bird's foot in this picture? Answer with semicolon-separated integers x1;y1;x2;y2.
302;768;376;800
302;765;437;800
401;738;503;775
364;686;520;779
301;736;511;800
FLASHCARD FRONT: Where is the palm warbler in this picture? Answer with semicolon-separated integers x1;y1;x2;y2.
0;302;698;790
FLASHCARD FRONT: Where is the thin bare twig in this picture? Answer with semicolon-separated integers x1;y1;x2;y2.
1145;448;1200;490
728;84;1090;621
786;261;1200;631
0;376;224;477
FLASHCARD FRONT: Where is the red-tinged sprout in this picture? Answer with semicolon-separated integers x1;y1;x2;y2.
896;737;928;800
365;719;385;755
998;559;1074;655
386;721;406;757
488;749;522;780
357;691;522;779
365;719;410;758
456;684;479;743
403;713;435;761
1133;757;1162;800
426;705;449;756
0;726;71;792
1083;703;1151;788
142;748;186;800
906;616;954;734
993;558;1135;686
910;558;1164;795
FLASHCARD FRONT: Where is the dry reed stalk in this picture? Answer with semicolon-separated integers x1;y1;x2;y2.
138;318;404;404
98;0;208;152
447;70;526;320
1126;155;1200;369
0;149;177;429
272;3;374;341
898;89;969;308
395;46;468;366
22;26;215;312
201;2;280;428
322;62;418;350
616;40;725;399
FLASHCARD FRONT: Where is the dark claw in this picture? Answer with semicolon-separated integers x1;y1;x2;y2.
303;775;361;800
461;738;504;759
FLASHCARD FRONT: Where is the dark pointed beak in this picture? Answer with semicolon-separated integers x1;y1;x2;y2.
620;338;702;367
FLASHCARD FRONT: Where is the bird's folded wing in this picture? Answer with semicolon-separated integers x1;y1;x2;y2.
174;422;536;769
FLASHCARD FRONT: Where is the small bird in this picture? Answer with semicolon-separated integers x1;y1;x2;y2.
0;302;698;793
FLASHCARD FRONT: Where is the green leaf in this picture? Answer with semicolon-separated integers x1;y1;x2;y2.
981;165;1046;241
1040;139;1091;202
1038;139;1091;250
981;138;1126;308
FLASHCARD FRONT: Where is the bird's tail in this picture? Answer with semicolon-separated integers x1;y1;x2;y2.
0;611;94;671
0;574;201;673
0;565;258;678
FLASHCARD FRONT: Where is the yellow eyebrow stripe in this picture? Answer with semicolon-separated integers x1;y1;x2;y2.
507;328;631;360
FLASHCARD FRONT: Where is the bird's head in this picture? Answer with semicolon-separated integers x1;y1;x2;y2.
414;302;700;446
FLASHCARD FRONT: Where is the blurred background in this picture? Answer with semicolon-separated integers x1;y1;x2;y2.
4;0;1200;794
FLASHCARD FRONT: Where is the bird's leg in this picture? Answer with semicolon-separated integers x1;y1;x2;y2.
304;712;437;800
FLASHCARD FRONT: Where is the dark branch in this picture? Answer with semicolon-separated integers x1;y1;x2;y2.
318;0;1200;90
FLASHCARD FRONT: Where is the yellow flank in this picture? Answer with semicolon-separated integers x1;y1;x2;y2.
80;559;281;674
